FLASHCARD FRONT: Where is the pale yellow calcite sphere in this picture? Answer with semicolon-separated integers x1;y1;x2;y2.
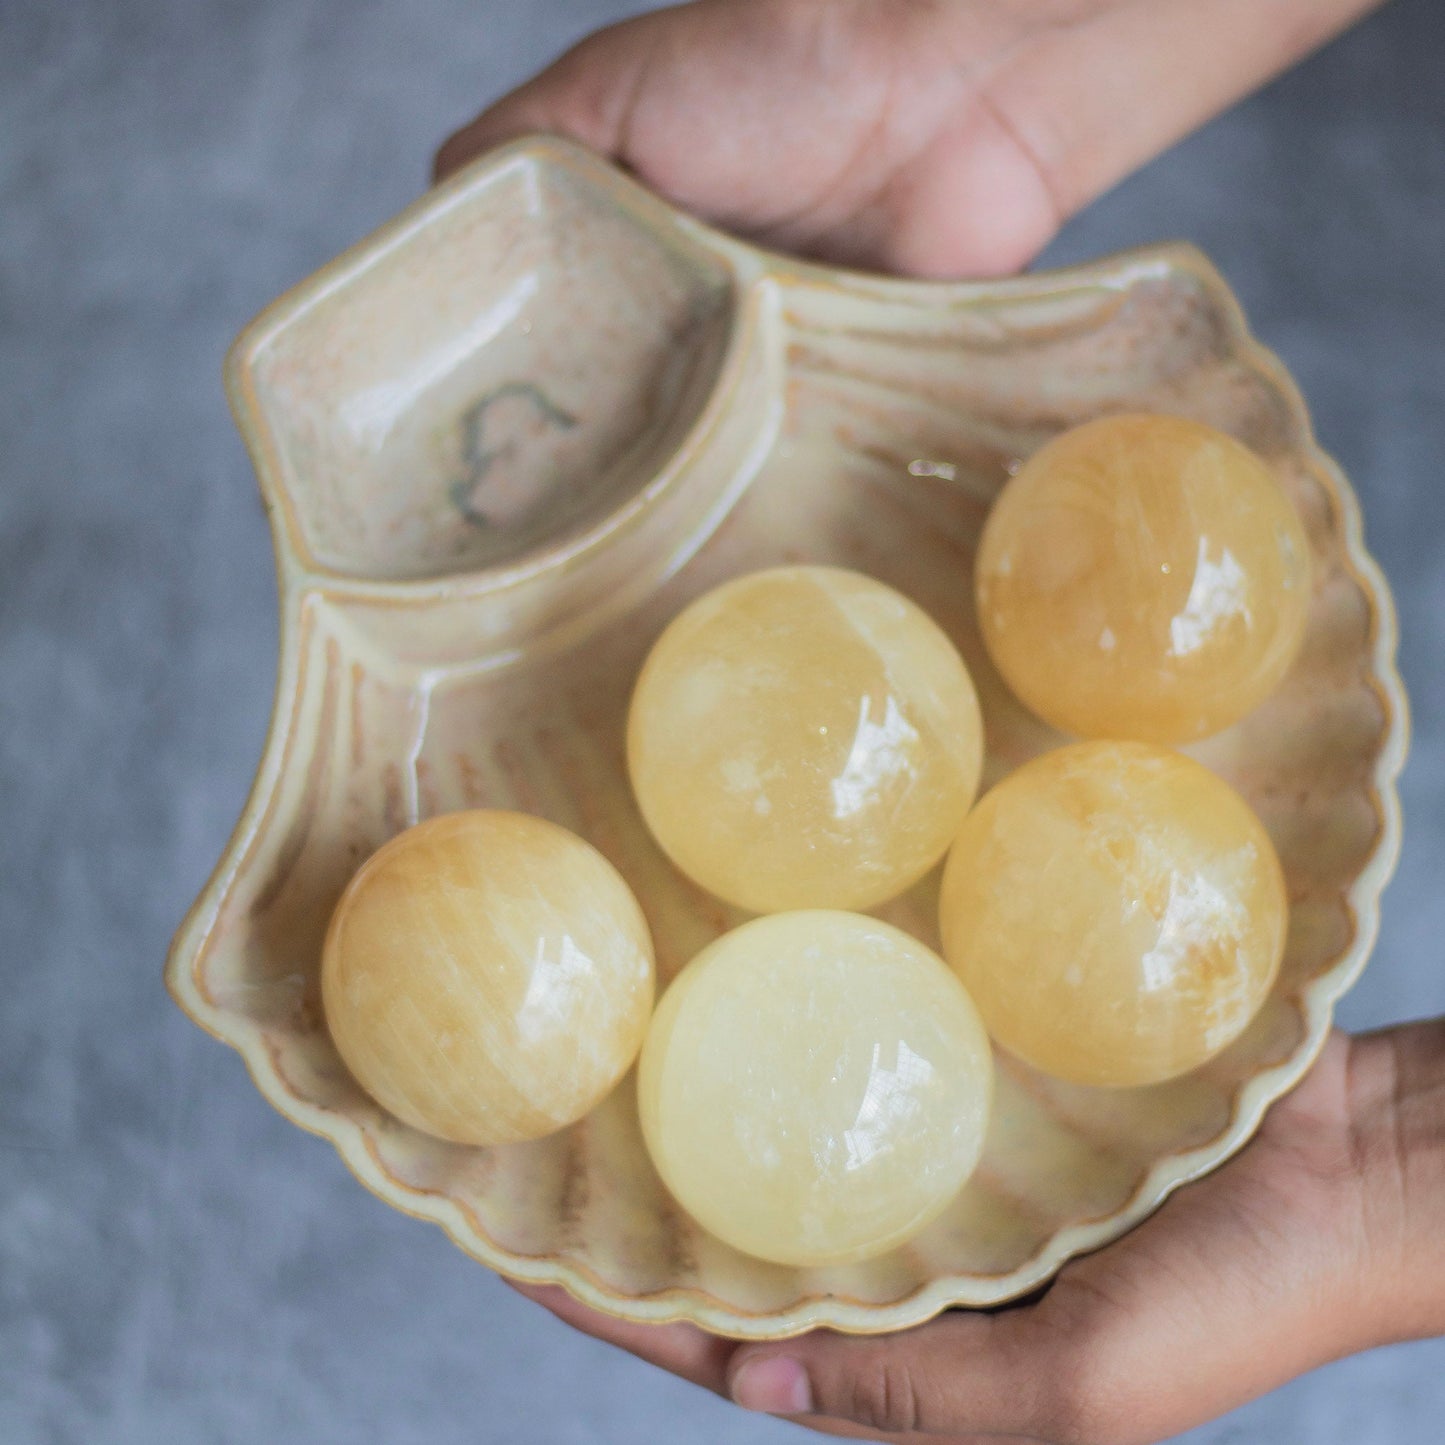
976;414;1312;743
638;911;994;1267
627;566;984;913
939;742;1287;1088
321;810;654;1146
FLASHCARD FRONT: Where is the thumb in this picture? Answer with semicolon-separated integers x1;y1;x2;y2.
433;19;655;181
726;1308;1076;1439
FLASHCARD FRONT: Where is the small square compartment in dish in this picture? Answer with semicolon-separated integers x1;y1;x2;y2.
232;147;744;583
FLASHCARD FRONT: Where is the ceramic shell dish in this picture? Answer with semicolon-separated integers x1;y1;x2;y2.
168;136;1407;1339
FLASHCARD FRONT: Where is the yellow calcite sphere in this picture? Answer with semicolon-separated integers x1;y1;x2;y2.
939;742;1287;1088
627;566;984;913
321;810;654;1146
638;911;993;1267
976;413;1312;743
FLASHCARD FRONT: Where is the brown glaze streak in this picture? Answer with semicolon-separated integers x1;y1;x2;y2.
650;1192;701;1287
445;1141;500;1205
349;661;366;770
454;751;490;810
553;1123;592;1246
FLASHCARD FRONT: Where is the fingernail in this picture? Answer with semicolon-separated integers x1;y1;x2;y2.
731;1355;813;1415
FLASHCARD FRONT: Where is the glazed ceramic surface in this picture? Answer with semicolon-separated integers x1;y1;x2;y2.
167;136;1406;1339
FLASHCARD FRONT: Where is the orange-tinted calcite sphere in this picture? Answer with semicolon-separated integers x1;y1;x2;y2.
322;810;654;1145
976;414;1312;743
939;742;1287;1087
627;566;984;914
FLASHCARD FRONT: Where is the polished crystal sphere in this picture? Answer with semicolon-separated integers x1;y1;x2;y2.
638;911;993;1267
321;810;654;1145
976;413;1312;743
939;741;1287;1087
627;566;984;913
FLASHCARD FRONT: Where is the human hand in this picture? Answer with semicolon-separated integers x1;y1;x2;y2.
436;0;1385;279
508;1021;1445;1444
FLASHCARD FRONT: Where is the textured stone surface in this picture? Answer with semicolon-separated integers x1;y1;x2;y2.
941;742;1286;1087
638;911;993;1267
2;0;1443;1441
977;414;1312;743
628;566;983;913
323;811;654;1146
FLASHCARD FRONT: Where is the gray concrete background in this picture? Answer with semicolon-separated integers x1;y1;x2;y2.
2;1;1443;1441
